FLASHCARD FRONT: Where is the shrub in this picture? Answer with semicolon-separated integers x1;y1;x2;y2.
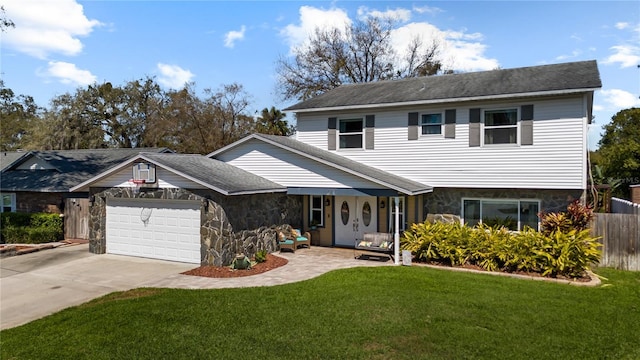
1;212;63;244
539;200;594;235
401;221;601;278
255;250;267;263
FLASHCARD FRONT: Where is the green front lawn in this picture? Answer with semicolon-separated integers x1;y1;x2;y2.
2;267;639;359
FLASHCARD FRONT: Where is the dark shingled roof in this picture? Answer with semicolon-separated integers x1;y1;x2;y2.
214;134;432;195
1;152;29;171
1;148;171;192
285;60;601;111
139;153;285;195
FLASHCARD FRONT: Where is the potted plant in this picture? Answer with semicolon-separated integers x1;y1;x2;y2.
310;219;319;230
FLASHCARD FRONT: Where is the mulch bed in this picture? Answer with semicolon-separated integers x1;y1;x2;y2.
181;254;288;278
417;260;592;282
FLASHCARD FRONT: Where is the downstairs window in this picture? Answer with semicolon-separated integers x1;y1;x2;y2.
463;198;539;231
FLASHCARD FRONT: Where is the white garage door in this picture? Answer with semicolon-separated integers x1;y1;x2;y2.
106;198;201;264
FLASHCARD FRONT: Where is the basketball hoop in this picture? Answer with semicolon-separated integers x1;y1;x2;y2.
140;207;153;226
129;179;146;195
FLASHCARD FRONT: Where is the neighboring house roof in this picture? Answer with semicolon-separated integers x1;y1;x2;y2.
210;134;433;196
1;151;30;172
71;153;286;196
1;148;172;192
285;60;602;112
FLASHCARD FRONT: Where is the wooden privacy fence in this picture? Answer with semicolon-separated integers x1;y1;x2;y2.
64;198;89;240
591;213;640;271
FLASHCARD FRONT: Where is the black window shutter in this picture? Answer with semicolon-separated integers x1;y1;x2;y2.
365;115;375;150
469;108;481;147
408;112;419;140
444;109;456;139
521;105;534;145
328;117;337;150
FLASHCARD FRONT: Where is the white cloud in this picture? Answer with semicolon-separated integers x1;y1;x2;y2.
599;89;640;109
603;44;640;68
2;0;102;59
555;50;582;61
357;6;412;22
615;22;630;30
603;22;640;68
413;5;443;15
156;63;194;89
42;61;96;86
391;22;499;72
282;6;498;72
224;25;246;48
280;6;351;51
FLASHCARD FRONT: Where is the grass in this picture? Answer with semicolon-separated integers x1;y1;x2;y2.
1;266;639;359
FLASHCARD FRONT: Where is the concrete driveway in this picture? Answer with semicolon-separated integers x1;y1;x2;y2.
0;243;194;330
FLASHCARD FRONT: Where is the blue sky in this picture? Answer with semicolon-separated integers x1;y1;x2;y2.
1;1;639;150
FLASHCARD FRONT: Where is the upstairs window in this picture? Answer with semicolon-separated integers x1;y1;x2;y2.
339;118;363;149
484;109;517;145
421;113;442;135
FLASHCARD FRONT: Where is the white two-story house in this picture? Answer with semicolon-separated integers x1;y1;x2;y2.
212;60;601;247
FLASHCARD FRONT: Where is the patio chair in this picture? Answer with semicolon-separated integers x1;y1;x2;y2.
278;231;296;253
293;229;311;249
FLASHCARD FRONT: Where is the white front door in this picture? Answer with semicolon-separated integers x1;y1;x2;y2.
334;196;377;247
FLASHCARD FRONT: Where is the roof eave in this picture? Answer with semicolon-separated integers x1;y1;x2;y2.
287;88;600;113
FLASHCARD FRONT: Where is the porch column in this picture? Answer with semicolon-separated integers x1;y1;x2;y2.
393;196;400;265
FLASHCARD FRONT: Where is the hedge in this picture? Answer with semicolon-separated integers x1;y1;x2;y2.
401;221;601;279
1;212;64;244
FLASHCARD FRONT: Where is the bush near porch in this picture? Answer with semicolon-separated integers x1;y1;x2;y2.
401;221;601;278
0;212;63;244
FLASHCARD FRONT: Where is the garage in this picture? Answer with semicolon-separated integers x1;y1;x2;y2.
106;198;201;264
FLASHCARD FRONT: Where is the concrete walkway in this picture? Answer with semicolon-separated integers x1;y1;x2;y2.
0;244;390;330
146;247;394;289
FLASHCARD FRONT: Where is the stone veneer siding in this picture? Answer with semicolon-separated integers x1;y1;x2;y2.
423;188;583;220
88;187;302;266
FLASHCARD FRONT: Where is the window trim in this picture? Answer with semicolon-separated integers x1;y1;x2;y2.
309;195;324;227
1;193;16;213
482;108;519;146
338;118;364;150
461;197;540;231
420;112;443;136
388;196;406;232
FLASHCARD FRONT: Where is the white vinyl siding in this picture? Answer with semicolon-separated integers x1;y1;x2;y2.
94;167;207;189
216;139;385;189
295;95;588;190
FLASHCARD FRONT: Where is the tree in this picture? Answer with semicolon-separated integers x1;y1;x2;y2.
598;107;640;199
205;83;254;149
276;17;445;101
255;107;295;136
28;92;105;150
121;77;165;147
1;5;14;32
0;81;42;151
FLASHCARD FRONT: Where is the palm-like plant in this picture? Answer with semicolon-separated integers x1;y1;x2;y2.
255;107;295;136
